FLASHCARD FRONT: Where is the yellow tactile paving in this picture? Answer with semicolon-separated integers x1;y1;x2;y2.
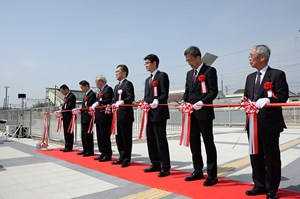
121;188;172;199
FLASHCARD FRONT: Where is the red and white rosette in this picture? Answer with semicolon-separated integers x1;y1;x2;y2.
198;75;207;94
152;81;158;97
84;97;88;107
63;99;68;109
264;82;276;98
56;111;62;132
179;103;194;147
244;101;260;155
138;100;150;139
118;89;123;101
110;104;118;135
88;108;95;133
99;93;103;101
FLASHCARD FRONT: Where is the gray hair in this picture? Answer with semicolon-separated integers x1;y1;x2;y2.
254;44;271;61
95;74;107;83
184;46;202;58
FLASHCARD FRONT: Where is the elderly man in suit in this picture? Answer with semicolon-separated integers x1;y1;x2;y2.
59;84;76;152
78;80;96;157
182;46;218;186
143;54;171;177
111;65;135;168
91;75;114;162
243;45;289;199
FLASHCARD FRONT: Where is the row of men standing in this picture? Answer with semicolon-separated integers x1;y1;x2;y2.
58;45;288;199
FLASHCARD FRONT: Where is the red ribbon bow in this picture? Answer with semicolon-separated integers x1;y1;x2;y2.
138;100;150;139
179;103;194;147
64;99;68;104
152;81;158;87
84;97;88;102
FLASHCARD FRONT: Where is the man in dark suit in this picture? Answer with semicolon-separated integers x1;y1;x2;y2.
90;75;113;162
111;65;135;168
78;80;96;157
59;84;76;152
243;45;289;199
182;46;218;186
143;54;171;177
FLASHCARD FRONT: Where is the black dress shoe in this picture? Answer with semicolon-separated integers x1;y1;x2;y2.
144;165;161;172
77;151;85;155
245;187;266;196
83;152;94;157
158;169;170;177
121;161;130;168
94;156;101;160
99;156;112;162
185;171;204;181
266;192;277;199
63;149;72;152
111;160;123;165
203;177;218;186
60;148;65;151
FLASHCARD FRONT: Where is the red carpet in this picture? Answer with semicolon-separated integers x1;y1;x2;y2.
37;148;300;199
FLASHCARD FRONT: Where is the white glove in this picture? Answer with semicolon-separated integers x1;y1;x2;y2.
115;100;124;107
72;108;81;115
193;101;203;110
255;98;270;109
150;99;159;109
91;101;99;110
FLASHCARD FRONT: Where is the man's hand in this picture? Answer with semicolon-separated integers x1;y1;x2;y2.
91;101;99;110
150;99;159;109
115;100;124;107
192;101;203;110
255;98;270;109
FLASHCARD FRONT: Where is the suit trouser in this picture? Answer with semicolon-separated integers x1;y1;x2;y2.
81;123;94;153
190;116;217;177
63;118;73;150
249;129;281;193
146;120;171;170
96;122;112;157
116;120;132;163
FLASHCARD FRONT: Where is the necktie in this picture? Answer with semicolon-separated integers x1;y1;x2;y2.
253;71;261;101
192;69;197;83
149;74;153;85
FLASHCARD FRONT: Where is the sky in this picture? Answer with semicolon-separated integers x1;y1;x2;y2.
1;0;300;107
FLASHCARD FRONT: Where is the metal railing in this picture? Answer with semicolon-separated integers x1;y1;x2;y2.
0;106;299;143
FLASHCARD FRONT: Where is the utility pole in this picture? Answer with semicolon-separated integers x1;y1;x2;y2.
54;85;57;106
4;86;9;109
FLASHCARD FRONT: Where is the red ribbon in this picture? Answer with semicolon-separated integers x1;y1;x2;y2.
41;113;49;147
68;109;78;134
243;101;259;155
138;100;150;139
56;112;62;133
110;104;118;135
87;109;95;133
179;103;193;147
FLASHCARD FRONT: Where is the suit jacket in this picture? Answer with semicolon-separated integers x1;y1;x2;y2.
244;66;289;132
62;92;76;122
113;79;135;122
144;70;170;122
182;64;218;120
95;84;113;124
81;90;97;124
